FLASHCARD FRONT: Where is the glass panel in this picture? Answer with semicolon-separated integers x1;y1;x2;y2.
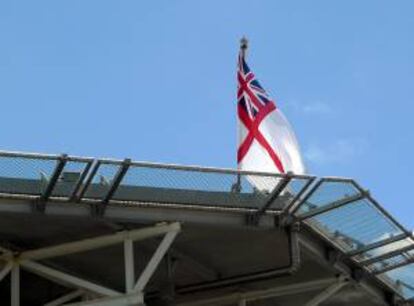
111;165;288;208
51;161;91;198
0;155;58;195
305;198;403;253
295;180;360;216
84;163;121;199
379;263;414;300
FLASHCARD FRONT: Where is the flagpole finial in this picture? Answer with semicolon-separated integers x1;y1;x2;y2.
240;36;249;52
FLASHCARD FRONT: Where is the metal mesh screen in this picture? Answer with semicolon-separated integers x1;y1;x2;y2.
0;154;58;195
113;164;282;208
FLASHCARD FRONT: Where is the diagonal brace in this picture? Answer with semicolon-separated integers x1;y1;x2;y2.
134;230;179;292
21;261;121;297
305;278;348;306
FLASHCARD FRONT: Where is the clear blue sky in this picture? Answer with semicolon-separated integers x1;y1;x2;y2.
1;1;413;227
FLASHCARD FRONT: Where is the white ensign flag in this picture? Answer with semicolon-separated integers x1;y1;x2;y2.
237;40;305;189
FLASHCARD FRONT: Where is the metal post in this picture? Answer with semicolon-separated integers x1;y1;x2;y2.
40;154;68;202
124;239;135;293
95;159;131;217
11;264;20;306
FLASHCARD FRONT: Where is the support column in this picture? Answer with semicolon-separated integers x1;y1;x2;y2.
11;264;20;306
124;238;135;293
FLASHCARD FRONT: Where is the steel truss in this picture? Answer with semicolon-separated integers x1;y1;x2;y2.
177;277;344;306
0;222;181;306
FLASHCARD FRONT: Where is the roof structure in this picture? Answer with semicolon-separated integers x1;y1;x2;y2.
0;150;413;306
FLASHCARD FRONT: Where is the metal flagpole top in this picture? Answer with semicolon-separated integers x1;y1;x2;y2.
240;36;248;57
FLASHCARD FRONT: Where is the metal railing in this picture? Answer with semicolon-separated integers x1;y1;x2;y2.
0;150;413;301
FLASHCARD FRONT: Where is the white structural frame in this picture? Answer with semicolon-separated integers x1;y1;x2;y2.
305;276;348;306
177;277;340;306
0;222;181;306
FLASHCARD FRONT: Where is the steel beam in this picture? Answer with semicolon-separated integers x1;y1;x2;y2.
134;230;179;292
290;178;324;215
21;261;121;297
176;278;337;306
374;257;414;275
347;233;409;257
305;279;348;306
64;293;144;306
44;290;83;306
298;231;390;305
258;175;292;214
360;244;414;267
16;222;180;261
0;198;277;229
284;176;317;214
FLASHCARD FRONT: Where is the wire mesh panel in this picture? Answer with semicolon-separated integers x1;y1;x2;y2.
0;152;93;199
79;161;314;209
112;163;282;209
0;153;58;195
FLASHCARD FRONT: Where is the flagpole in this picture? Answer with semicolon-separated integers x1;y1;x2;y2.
233;37;249;193
240;36;248;59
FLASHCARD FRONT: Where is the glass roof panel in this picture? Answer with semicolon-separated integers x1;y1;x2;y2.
378;263;414;300
305;198;403;253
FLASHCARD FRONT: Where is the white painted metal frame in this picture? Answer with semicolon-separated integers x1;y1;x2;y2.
0;222;181;306
305;277;348;306
177;277;339;306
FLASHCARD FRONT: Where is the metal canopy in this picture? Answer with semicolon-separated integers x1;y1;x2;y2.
0;150;413;304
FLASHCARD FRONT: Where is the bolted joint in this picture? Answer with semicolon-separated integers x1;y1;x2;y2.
327;249;343;265
245;212;260;226
351;268;365;283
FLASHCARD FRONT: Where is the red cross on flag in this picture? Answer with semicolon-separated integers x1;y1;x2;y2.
237;39;305;181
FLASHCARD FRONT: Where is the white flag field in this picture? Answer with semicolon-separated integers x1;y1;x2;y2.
237;45;305;191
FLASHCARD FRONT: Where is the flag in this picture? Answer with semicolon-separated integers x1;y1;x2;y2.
237;40;305;187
